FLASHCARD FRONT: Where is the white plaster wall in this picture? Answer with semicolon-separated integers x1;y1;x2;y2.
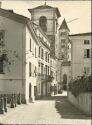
0;15;26;94
25;27;38;102
71;35;91;78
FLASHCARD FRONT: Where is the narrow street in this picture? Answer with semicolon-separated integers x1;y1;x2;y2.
0;92;91;125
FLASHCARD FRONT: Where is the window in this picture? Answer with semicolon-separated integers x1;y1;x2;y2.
0;30;5;74
61;39;65;44
0;57;3;73
51;71;53;77
61;44;65;48
61;32;66;36
48;54;50;63
30;39;31;52
45;65;48;75
48;66;50;75
39;46;41;57
38;62;40;67
84;49;90;58
39;16;47;32
35;47;37;58
84;40;90;45
41;63;44;75
41;48;44;59
29;62;31;76
45;52;48;62
0;30;5;47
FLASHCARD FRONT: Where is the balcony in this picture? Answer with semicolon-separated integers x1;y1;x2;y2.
37;73;53;82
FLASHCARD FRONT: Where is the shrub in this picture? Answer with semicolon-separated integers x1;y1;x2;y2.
68;76;92;97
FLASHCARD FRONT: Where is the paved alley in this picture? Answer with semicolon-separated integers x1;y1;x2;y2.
0;93;91;125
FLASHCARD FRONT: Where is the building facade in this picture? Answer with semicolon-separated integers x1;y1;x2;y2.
31;23;51;97
0;8;39;103
70;32;92;78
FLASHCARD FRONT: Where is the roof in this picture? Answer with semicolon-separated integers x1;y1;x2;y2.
0;8;29;24
69;32;92;36
0;8;39;45
28;4;61;18
59;19;70;31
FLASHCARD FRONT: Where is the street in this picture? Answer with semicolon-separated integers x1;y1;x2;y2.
0;92;91;125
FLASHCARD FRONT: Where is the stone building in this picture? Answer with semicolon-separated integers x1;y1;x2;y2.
28;4;61;57
55;19;71;88
70;32;92;78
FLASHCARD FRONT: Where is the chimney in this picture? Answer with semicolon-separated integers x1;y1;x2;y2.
0;2;2;8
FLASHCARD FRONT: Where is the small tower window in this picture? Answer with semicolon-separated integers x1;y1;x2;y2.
39;16;47;32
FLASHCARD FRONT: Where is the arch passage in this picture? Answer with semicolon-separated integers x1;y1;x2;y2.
39;16;47;32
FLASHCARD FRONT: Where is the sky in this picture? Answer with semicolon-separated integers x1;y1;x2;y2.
1;1;91;34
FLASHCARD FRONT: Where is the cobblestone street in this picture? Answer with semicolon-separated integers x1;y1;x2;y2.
0;92;91;125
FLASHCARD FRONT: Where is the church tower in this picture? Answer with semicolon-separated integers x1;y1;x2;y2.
55;19;70;84
58;19;70;61
28;3;61;56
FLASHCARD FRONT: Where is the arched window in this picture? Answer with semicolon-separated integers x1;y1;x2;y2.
39;16;47;32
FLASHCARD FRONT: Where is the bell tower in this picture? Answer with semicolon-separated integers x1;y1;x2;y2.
28;4;61;56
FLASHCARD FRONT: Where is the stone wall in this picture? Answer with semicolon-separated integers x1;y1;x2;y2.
68;91;92;115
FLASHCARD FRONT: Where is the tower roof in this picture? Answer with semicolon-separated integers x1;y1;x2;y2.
28;4;61;18
59;19;70;31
